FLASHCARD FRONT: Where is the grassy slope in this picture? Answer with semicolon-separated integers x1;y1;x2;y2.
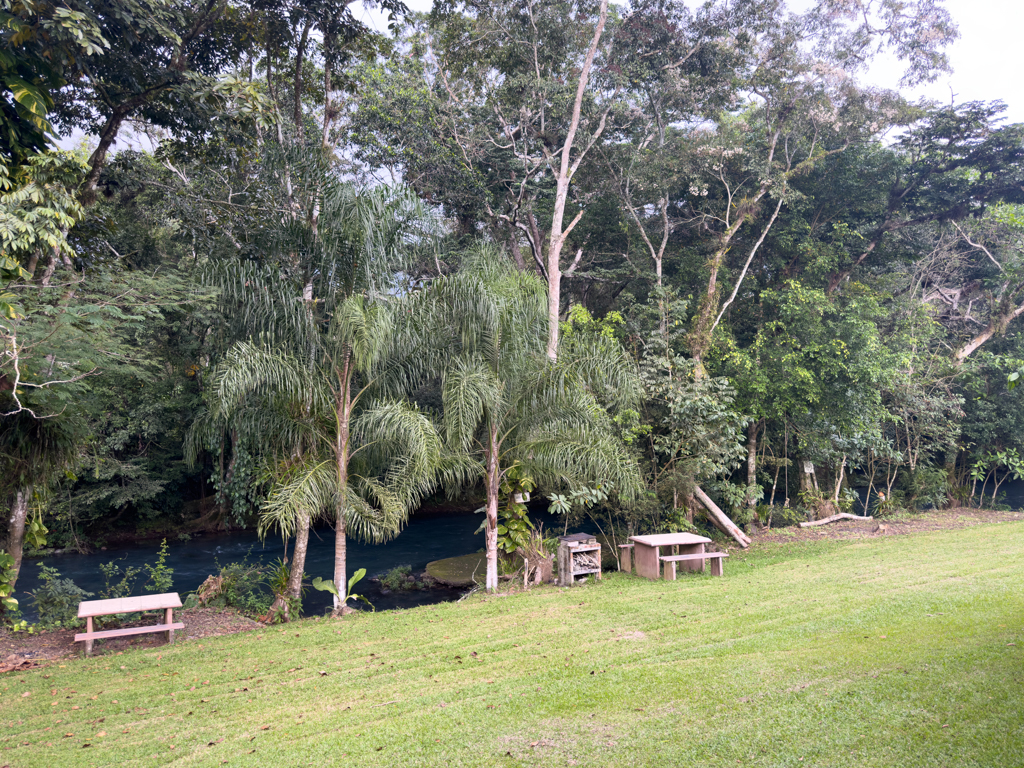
2;522;1023;767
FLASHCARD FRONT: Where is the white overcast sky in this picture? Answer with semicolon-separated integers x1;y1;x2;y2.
354;0;1024;124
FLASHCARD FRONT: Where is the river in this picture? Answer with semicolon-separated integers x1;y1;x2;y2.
14;512;490;621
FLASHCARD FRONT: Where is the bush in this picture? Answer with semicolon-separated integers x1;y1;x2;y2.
757;503;808;528
99;559;141;600
186;556;299;619
143;539;174;593
30;563;93;628
380;564;422;592
0;552;20;623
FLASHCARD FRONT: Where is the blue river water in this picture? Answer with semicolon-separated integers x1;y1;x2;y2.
14;512;491;621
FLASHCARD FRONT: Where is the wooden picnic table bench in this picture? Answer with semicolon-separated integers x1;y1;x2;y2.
75;593;184;657
661;551;728;579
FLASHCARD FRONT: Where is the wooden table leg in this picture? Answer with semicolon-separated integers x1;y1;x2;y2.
633;542;660;579
663;558;676;581
678;543;705;573
165;608;175;645
711;556;724;577
85;616;94;657
620;546;632;573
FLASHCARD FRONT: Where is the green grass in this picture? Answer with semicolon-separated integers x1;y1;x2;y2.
3;522;1024;767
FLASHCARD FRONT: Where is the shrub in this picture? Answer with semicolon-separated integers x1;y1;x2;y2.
99;559;141;600
30;564;93;628
381;564;420;592
143;539;174;593
0;552;20;623
186;556;299;619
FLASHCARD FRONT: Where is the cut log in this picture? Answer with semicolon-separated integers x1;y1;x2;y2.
798;513;873;528
692;485;751;548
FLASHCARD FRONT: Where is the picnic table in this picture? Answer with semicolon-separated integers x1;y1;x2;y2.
626;533;727;580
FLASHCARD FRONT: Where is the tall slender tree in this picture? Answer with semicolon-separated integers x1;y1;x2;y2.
417;249;643;591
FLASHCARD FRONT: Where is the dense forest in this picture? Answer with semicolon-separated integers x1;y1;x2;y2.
2;0;1024;605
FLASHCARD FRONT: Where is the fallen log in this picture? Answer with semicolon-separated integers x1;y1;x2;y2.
692;485;751;548
798;513;873;528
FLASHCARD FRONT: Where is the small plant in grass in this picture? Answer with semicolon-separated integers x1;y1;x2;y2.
30;563;93;628
313;568;373;614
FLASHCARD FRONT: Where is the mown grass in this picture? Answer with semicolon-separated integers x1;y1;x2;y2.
3;522;1023;767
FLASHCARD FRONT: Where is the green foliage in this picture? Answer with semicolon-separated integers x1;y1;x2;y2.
496;502;534;557
98;559;141;600
142;539;173;594
29;563;92;628
188;556;296;619
379;564;423;592
0;551;20;619
312;568;373;612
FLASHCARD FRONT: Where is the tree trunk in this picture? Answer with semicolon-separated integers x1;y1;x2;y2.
543;0;609;360
82;111;127;200
746;420;759;509
692;484;750;548
6;488;30;587
484;424;500;591
286;511;310;599
333;355;352;610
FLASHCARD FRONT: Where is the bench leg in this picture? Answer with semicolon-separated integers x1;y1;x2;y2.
711;557;724;577
85;616;94;657
663;559;676;581
620;547;632;573
165;608;175;645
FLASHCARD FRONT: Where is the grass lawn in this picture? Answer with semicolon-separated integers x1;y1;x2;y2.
2;521;1023;767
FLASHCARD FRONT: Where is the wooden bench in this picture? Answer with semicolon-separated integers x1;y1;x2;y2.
661;552;728;579
75;593;184;657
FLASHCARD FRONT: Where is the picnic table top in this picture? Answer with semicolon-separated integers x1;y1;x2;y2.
629;533;712;547
78;593;181;618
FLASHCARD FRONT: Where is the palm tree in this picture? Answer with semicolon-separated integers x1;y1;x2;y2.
417;251;644;591
205;294;450;613
189;144;438;614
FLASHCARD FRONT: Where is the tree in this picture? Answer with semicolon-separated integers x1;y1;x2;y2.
417;249;643;590
205;295;446;615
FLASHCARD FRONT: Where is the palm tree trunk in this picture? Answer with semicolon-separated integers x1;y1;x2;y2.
286;511;310;598
6;487;30;588
333;515;347;610
333;359;352;611
484;424;500;591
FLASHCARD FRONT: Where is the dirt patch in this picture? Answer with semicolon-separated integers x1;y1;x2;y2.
750;507;1023;544
0;607;260;669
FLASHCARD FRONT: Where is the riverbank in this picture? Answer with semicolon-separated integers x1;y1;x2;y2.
2;511;1023;766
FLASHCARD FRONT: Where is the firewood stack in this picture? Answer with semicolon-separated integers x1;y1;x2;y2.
556;533;602;587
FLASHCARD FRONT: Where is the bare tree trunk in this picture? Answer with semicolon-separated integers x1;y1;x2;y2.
746;420;759;509
484;424;500;591
692;485;750;548
6;488;30;587
544;0;609;360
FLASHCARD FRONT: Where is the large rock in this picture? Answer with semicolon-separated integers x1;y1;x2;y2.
425;553;486;587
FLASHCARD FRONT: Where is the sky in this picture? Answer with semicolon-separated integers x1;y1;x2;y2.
353;0;1024;125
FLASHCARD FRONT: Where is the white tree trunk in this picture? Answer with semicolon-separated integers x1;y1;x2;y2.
484;425;500;591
